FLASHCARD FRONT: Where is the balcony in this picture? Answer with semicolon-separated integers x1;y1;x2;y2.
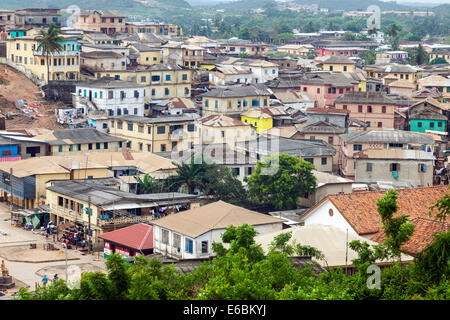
34;50;79;57
97;214;155;228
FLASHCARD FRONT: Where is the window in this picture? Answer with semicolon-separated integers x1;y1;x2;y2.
221;131;225;138
390;163;400;171
187;124;195;132
69;145;73;152
378;122;382;128
304;158;314;164
366;163;372;171
138;125;144;133
243;100;248;107
151;75;160;81
141;76;146;83
418;122;422;128
182;74;188;80
128;123;133;131
157;126;165;134
161;229;169;244
58;145;63;152
77;144;81;151
58;196;64;207
317;88;320;94
343;105;347;110
328;136;334;145
108;91;113;99
321;157;327;165
215;100;218;109
96;143;100;150
367;106;372;113
134;108;138;115
185;87;189;95
104;143;108;149
382;106;386;113
201;241;208;253
438;122;443;128
418;163;426;172
117;109;122;116
185;238;193;254
358;105;363;112
164;88;169;95
120;91;126;100
165;74;171;81
251;99;259;107
88;143;93;150
329;66;333;71
160;144;166;152
118;141;123;148
123;108;128;115
134;90;139;98
151;89;155;96
343;66;347;72
148;126;152;134
430;122;435;128
353;144;362;151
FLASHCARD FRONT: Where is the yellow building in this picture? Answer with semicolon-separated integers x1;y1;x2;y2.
418;75;450;104
365;63;421;84
129;43;162;65
241;109;273;134
276;44;313;57
6;35;81;82
201;86;271;117
196;114;256;147
429;49;450;64
73;10;127;34
109;115;197;153
318;55;356;73
126;22;183;37
94;64;192;101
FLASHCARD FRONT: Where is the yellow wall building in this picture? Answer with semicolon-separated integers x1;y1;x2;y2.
241;109;273;134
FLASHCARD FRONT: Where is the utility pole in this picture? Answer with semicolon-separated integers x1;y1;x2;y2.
64;242;68;284
9;168;13;226
88;196;91;255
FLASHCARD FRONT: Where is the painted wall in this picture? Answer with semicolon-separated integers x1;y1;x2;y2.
410;119;446;133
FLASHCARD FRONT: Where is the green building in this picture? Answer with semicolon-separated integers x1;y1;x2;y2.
409;109;447;133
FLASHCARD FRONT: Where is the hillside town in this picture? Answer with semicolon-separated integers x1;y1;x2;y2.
0;5;448;302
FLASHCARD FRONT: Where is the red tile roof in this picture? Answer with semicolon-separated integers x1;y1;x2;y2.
98;223;153;251
301;186;449;235
370;217;449;255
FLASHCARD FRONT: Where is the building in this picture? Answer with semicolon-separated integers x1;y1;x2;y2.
275;44;313;58
236;136;336;172
128;43;162;66
98;223;153;261
80;51;126;72
387;80;416;98
297;170;353;207
418;75;450;104
13;8;61;28
151;200;284;260
109;115;196;153
126;22;182;37
298;186;449;253
215;57;278;84
339;129;434;179
428;49;450;64
299;72;359;108
208;66;253;86
82;32;114;45
365;63;422;84
354;148;434;187
375;51;409;64
255;225;412;272
241;107;292;135
0;131;48;159
218;39;267;56
32;128;125;156
334;92;397;129
315;55;356;73
46;179;200;243
201;85;271;117
73;10;127;35
162;42;204;68
6;35;81;82
196;114;255;147
94;64;193;101
73;77;146;117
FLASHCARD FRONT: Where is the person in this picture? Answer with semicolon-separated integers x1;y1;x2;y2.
52;274;58;284
42;275;48;287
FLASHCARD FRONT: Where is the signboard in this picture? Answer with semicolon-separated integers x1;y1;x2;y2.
104;242;113;258
114;246;131;257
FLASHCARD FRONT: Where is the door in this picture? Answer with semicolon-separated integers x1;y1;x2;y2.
89;90;92;101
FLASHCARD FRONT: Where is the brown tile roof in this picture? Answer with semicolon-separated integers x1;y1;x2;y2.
370;217;449;255
306;108;350;114
301;186;449;235
197;114;250;127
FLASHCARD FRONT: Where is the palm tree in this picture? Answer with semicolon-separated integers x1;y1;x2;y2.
134;173;164;194
168;155;214;194
36;22;65;82
387;24;400;38
414;44;428;65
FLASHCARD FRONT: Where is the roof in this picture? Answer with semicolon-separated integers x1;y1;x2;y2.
300;72;357;87
300;186;449;235
98;223;153;251
76;77;144;89
409;109;447;121
201;85;271;98
111;115;194;125
79;9;125;18
130;43;161;52
197;114;250;127
418;75;450;87
313;170;353;187
151;200;283;238
340;130;434;144
370;217;448;255
357;149;435;161
255;225;412;267
33;128;125;145
80;51;124;59
367;63;420;73
388;80;416;89
273;91;312;104
319;55;355;64
335;91;397;105
236;137;336;157
84;33;113;41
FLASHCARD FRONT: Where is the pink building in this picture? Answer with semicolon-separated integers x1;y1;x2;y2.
334;92;397;129
299;73;358;108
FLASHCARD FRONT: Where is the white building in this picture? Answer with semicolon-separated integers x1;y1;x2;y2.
216;57;279;84
151;201;284;260
73;77;146;117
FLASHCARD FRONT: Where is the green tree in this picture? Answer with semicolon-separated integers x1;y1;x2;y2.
168;156;211;194
134;173;164;194
359;50;376;66
342;31;357;41
246;153;317;210
274;33;295;43
36;22;65;82
429;57;449;65
201;165;246;204
412;44;428;65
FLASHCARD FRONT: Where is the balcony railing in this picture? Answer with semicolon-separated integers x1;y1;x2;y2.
97;214;155;227
34;50;79;56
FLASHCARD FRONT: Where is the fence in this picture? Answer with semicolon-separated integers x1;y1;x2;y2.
0;58;45;88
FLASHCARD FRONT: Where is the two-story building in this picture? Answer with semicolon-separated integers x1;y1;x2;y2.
418;75;450;104
6;35;81;82
339;129;434;179
94;64;192;101
162;42;204;68
218;39;267;56
73;10;127;35
128;43;162;66
315;55;356;73
215;57;278;84
201;85;271;117
108;115;196;153
73;77;146;117
365;63;422;85
126;22;182;37
334;91;397;129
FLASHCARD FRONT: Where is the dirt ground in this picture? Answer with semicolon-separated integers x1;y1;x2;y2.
0;64;67;130
0;244;79;263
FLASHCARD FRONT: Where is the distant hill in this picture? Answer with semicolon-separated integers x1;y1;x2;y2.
0;0;191;11
207;0;416;10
